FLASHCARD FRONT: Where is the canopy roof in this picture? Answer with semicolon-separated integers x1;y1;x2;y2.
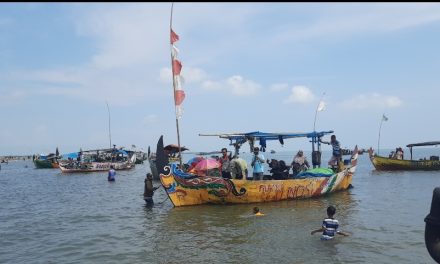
200;130;333;143
406;141;440;148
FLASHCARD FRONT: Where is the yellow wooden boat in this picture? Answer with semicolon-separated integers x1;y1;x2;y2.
156;133;359;207
368;142;440;170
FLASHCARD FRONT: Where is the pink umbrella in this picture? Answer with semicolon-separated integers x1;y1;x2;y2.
194;158;221;171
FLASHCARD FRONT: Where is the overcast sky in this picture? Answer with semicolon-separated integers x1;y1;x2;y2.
1;3;440;155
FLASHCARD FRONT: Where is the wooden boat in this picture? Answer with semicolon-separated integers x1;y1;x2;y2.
156;132;359;207
368;142;440;170
33;152;60;169
59;160;134;173
34;159;59;169
58;147;136;173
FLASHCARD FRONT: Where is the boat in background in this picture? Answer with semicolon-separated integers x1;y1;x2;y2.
33;153;60;169
59;147;136;173
156;131;359;207
33;147;61;169
369;141;440;170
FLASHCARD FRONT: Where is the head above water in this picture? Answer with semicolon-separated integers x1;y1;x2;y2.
253;207;260;214
327;205;336;217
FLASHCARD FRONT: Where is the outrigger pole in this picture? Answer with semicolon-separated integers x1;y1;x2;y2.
170;3;183;168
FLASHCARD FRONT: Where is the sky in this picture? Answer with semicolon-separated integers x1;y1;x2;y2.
1;3;440;156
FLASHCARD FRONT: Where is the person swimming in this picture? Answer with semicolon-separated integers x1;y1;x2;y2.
253;206;265;216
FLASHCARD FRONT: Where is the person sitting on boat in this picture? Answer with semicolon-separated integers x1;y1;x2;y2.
291;150;310;177
230;155;248;180
320;135;342;170
108;165;116;182
219;148;232;179
144;173;160;207
395;147;404;160
251;147;265;181
268;159;289;180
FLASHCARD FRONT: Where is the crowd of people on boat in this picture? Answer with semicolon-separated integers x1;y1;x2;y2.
388;147;404;160
181;134;345;180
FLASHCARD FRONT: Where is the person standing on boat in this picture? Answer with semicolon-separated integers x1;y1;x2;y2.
144;173;159;207
251;147;265;180
320;135;342;168
219;148;232;179
108;165;116;182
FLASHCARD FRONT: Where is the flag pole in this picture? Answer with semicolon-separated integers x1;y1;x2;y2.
377;114;384;155
170;3;183;168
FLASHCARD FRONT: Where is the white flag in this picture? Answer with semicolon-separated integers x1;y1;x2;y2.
317;100;326;112
171;44;180;58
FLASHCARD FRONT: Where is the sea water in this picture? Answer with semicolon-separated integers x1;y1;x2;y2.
0;149;438;263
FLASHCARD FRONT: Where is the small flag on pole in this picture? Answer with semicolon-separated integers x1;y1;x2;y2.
170;29;179;44
317;100;326;112
382;114;388;122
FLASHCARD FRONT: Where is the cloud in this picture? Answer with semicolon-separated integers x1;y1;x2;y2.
284;85;315;104
201;80;222;91
270;83;289;92
226;75;260;96
341;93;403;109
272;3;440;44
0;90;27;104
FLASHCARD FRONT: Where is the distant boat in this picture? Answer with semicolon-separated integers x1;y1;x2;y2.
58;148;136;173
270;150;276;154
33;152;60;169
369;142;440;170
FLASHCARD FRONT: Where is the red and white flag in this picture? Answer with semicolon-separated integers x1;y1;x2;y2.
170;29;179;44
170;28;184;118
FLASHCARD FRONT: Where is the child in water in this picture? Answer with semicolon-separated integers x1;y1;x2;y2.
253;207;265;216
311;205;349;240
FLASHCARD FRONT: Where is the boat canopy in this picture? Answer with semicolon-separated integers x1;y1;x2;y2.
406;141;440;148
199;130;334;155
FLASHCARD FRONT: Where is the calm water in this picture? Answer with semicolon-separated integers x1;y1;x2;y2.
0;150;439;264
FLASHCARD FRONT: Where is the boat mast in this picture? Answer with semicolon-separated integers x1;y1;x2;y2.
170;3;183;168
106;100;112;149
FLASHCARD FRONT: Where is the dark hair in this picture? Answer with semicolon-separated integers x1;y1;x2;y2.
331;135;336;140
253;207;259;214
327;205;336;216
110;165;114;169
221;148;227;152
253;147;259;151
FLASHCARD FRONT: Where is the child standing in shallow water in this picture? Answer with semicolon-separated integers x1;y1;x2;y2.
311;205;349;240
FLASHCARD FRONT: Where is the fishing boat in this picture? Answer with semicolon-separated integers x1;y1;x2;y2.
369;142;440;171
33;148;61;169
33;154;60;169
156;132;359;207
58;148;136;173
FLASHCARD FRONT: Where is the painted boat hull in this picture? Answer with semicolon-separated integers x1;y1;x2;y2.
34;159;59;169
59;161;134;173
160;149;358;207
369;150;440;171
